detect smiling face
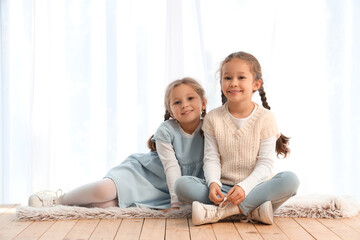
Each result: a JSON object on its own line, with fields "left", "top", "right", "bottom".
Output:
{"left": 221, "top": 58, "right": 261, "bottom": 105}
{"left": 168, "top": 83, "right": 206, "bottom": 132}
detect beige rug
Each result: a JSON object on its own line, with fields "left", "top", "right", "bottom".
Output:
{"left": 16, "top": 194, "right": 360, "bottom": 221}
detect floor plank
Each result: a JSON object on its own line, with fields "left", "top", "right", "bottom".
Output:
{"left": 341, "top": 216, "right": 360, "bottom": 233}
{"left": 294, "top": 218, "right": 342, "bottom": 240}
{"left": 64, "top": 219, "right": 100, "bottom": 240}
{"left": 188, "top": 219, "right": 216, "bottom": 240}
{"left": 274, "top": 217, "right": 314, "bottom": 240}
{"left": 211, "top": 220, "right": 242, "bottom": 240}
{"left": 13, "top": 221, "right": 55, "bottom": 240}
{"left": 38, "top": 220, "right": 78, "bottom": 240}
{"left": 114, "top": 218, "right": 144, "bottom": 240}
{"left": 232, "top": 221, "right": 263, "bottom": 240}
{"left": 0, "top": 204, "right": 16, "bottom": 215}
{"left": 0, "top": 220, "right": 33, "bottom": 240}
{"left": 139, "top": 218, "right": 165, "bottom": 240}
{"left": 90, "top": 219, "right": 122, "bottom": 240}
{"left": 166, "top": 218, "right": 190, "bottom": 240}
{"left": 254, "top": 222, "right": 289, "bottom": 240}
{"left": 318, "top": 218, "right": 360, "bottom": 240}
{"left": 0, "top": 205, "right": 19, "bottom": 229}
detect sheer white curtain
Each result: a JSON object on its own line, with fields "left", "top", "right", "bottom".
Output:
{"left": 1, "top": 0, "right": 359, "bottom": 204}
{"left": 199, "top": 0, "right": 360, "bottom": 199}
{"left": 0, "top": 0, "right": 206, "bottom": 204}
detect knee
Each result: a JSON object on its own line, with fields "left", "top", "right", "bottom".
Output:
{"left": 93, "top": 180, "right": 117, "bottom": 201}
{"left": 174, "top": 176, "right": 193, "bottom": 200}
{"left": 279, "top": 171, "right": 300, "bottom": 193}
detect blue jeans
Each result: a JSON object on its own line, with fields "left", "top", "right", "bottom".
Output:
{"left": 174, "top": 171, "right": 300, "bottom": 216}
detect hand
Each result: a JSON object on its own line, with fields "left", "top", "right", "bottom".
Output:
{"left": 225, "top": 185, "right": 245, "bottom": 206}
{"left": 209, "top": 182, "right": 224, "bottom": 205}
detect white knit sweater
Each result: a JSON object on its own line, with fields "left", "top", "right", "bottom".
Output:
{"left": 202, "top": 102, "right": 280, "bottom": 191}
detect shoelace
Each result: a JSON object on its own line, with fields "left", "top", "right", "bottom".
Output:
{"left": 215, "top": 197, "right": 228, "bottom": 218}
{"left": 206, "top": 198, "right": 251, "bottom": 222}
{"left": 240, "top": 207, "right": 258, "bottom": 223}
{"left": 37, "top": 189, "right": 63, "bottom": 206}
{"left": 219, "top": 197, "right": 250, "bottom": 223}
{"left": 201, "top": 197, "right": 228, "bottom": 220}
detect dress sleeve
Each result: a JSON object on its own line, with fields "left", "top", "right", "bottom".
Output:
{"left": 153, "top": 122, "right": 173, "bottom": 144}
{"left": 156, "top": 140, "right": 181, "bottom": 206}
{"left": 236, "top": 136, "right": 276, "bottom": 196}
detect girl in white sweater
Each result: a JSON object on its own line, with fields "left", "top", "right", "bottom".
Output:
{"left": 175, "top": 51, "right": 299, "bottom": 225}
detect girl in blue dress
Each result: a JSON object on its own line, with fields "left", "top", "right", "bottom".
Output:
{"left": 28, "top": 77, "right": 207, "bottom": 210}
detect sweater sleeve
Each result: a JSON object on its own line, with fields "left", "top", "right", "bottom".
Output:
{"left": 236, "top": 136, "right": 276, "bottom": 196}
{"left": 156, "top": 140, "right": 181, "bottom": 206}
{"left": 203, "top": 133, "right": 222, "bottom": 187}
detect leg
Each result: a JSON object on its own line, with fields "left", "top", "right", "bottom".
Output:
{"left": 85, "top": 199, "right": 119, "bottom": 208}
{"left": 174, "top": 176, "right": 212, "bottom": 204}
{"left": 60, "top": 178, "right": 118, "bottom": 207}
{"left": 239, "top": 171, "right": 300, "bottom": 216}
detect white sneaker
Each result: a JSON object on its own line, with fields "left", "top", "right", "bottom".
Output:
{"left": 248, "top": 201, "right": 273, "bottom": 224}
{"left": 192, "top": 198, "right": 241, "bottom": 225}
{"left": 28, "top": 190, "right": 63, "bottom": 207}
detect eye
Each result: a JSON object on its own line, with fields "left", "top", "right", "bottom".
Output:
{"left": 188, "top": 96, "right": 194, "bottom": 101}
{"left": 239, "top": 76, "right": 246, "bottom": 79}
{"left": 173, "top": 101, "right": 180, "bottom": 105}
{"left": 224, "top": 76, "right": 231, "bottom": 80}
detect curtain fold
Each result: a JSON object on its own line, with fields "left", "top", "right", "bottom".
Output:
{"left": 1, "top": 0, "right": 359, "bottom": 204}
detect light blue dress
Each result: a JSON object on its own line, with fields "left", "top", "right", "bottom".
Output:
{"left": 104, "top": 119, "right": 204, "bottom": 209}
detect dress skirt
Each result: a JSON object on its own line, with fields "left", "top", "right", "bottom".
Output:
{"left": 104, "top": 151, "right": 172, "bottom": 209}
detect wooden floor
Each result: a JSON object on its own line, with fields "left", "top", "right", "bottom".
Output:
{"left": 1, "top": 204, "right": 360, "bottom": 240}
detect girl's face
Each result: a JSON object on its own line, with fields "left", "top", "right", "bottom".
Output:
{"left": 221, "top": 58, "right": 261, "bottom": 104}
{"left": 169, "top": 84, "right": 206, "bottom": 127}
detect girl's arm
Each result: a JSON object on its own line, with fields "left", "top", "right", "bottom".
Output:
{"left": 237, "top": 136, "right": 276, "bottom": 196}
{"left": 203, "top": 133, "right": 222, "bottom": 187}
{"left": 203, "top": 133, "right": 225, "bottom": 204}
{"left": 156, "top": 140, "right": 182, "bottom": 207}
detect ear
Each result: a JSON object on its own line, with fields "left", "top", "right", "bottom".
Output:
{"left": 202, "top": 98, "right": 207, "bottom": 111}
{"left": 253, "top": 79, "right": 262, "bottom": 91}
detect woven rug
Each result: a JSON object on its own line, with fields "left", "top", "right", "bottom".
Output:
{"left": 16, "top": 194, "right": 360, "bottom": 221}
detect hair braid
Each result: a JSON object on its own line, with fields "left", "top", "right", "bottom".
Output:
{"left": 221, "top": 91, "right": 227, "bottom": 105}
{"left": 164, "top": 110, "right": 172, "bottom": 121}
{"left": 147, "top": 110, "right": 173, "bottom": 151}
{"left": 258, "top": 85, "right": 290, "bottom": 157}
{"left": 258, "top": 85, "right": 271, "bottom": 110}
{"left": 201, "top": 109, "right": 206, "bottom": 118}
{"left": 276, "top": 134, "right": 290, "bottom": 158}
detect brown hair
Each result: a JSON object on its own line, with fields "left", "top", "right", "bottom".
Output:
{"left": 219, "top": 51, "right": 290, "bottom": 158}
{"left": 147, "top": 77, "right": 207, "bottom": 151}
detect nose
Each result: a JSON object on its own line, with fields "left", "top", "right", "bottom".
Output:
{"left": 230, "top": 79, "right": 238, "bottom": 87}
{"left": 181, "top": 100, "right": 189, "bottom": 108}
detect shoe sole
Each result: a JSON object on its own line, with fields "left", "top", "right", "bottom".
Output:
{"left": 192, "top": 201, "right": 203, "bottom": 226}
{"left": 259, "top": 201, "right": 274, "bottom": 224}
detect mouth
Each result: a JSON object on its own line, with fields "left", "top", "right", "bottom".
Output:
{"left": 181, "top": 110, "right": 193, "bottom": 115}
{"left": 228, "top": 90, "right": 242, "bottom": 94}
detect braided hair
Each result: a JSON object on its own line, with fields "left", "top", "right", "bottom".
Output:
{"left": 219, "top": 51, "right": 290, "bottom": 158}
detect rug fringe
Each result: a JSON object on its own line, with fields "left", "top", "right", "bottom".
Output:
{"left": 16, "top": 194, "right": 360, "bottom": 221}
